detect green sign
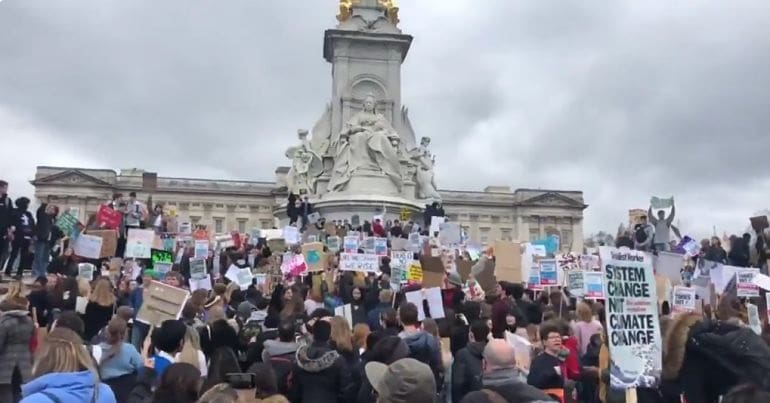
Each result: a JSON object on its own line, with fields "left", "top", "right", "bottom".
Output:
{"left": 56, "top": 212, "right": 80, "bottom": 237}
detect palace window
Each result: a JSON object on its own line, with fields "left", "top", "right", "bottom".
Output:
{"left": 190, "top": 216, "right": 200, "bottom": 226}
{"left": 491, "top": 215, "right": 500, "bottom": 223}
{"left": 261, "top": 220, "right": 272, "bottom": 229}
{"left": 561, "top": 229, "right": 572, "bottom": 251}
{"left": 214, "top": 218, "right": 224, "bottom": 233}
{"left": 480, "top": 227, "right": 490, "bottom": 245}
{"left": 237, "top": 219, "right": 247, "bottom": 234}
{"left": 216, "top": 204, "right": 224, "bottom": 208}
{"left": 529, "top": 228, "right": 540, "bottom": 241}
{"left": 500, "top": 228, "right": 512, "bottom": 241}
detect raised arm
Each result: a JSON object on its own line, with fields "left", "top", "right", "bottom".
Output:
{"left": 648, "top": 206, "right": 658, "bottom": 225}
{"left": 667, "top": 202, "right": 676, "bottom": 225}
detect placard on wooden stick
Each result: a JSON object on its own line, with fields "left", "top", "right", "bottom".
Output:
{"left": 494, "top": 241, "right": 522, "bottom": 283}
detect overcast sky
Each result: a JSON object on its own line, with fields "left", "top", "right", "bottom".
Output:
{"left": 1, "top": 1, "right": 768, "bottom": 238}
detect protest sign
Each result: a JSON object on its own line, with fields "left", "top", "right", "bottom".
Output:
{"left": 326, "top": 236, "right": 340, "bottom": 252}
{"left": 343, "top": 236, "right": 359, "bottom": 253}
{"left": 151, "top": 248, "right": 173, "bottom": 265}
{"left": 189, "top": 277, "right": 212, "bottom": 292}
{"left": 126, "top": 228, "right": 155, "bottom": 258}
{"left": 84, "top": 229, "right": 117, "bottom": 258}
{"left": 374, "top": 237, "right": 388, "bottom": 256}
{"left": 307, "top": 212, "right": 321, "bottom": 224}
{"left": 267, "top": 238, "right": 286, "bottom": 252}
{"left": 73, "top": 234, "right": 103, "bottom": 259}
{"left": 751, "top": 272, "right": 770, "bottom": 291}
{"left": 390, "top": 251, "right": 413, "bottom": 269}
{"left": 653, "top": 252, "right": 684, "bottom": 285}
{"left": 429, "top": 216, "right": 445, "bottom": 236}
{"left": 400, "top": 207, "right": 411, "bottom": 222}
{"left": 438, "top": 222, "right": 461, "bottom": 246}
{"left": 160, "top": 233, "right": 176, "bottom": 252}
{"left": 476, "top": 259, "right": 498, "bottom": 293}
{"left": 362, "top": 237, "right": 375, "bottom": 254}
{"left": 408, "top": 232, "right": 421, "bottom": 252}
{"left": 136, "top": 280, "right": 190, "bottom": 328}
{"left": 189, "top": 258, "right": 207, "bottom": 280}
{"left": 77, "top": 263, "right": 95, "bottom": 281}
{"left": 405, "top": 287, "right": 445, "bottom": 321}
{"left": 214, "top": 234, "right": 234, "bottom": 250}
{"left": 334, "top": 304, "right": 353, "bottom": 327}
{"left": 56, "top": 211, "right": 80, "bottom": 237}
{"left": 671, "top": 286, "right": 696, "bottom": 314}
{"left": 736, "top": 268, "right": 760, "bottom": 298}
{"left": 339, "top": 253, "right": 379, "bottom": 273}
{"left": 584, "top": 271, "right": 604, "bottom": 299}
{"left": 420, "top": 255, "right": 445, "bottom": 288}
{"left": 178, "top": 221, "right": 192, "bottom": 235}
{"left": 154, "top": 262, "right": 172, "bottom": 276}
{"left": 750, "top": 215, "right": 769, "bottom": 232}
{"left": 96, "top": 204, "right": 122, "bottom": 230}
{"left": 494, "top": 241, "right": 521, "bottom": 283}
{"left": 259, "top": 229, "right": 281, "bottom": 240}
{"left": 280, "top": 254, "right": 307, "bottom": 277}
{"left": 527, "top": 265, "right": 542, "bottom": 290}
{"left": 194, "top": 240, "right": 209, "bottom": 260}
{"left": 283, "top": 226, "right": 300, "bottom": 245}
{"left": 581, "top": 254, "right": 600, "bottom": 270}
{"left": 391, "top": 238, "right": 407, "bottom": 251}
{"left": 539, "top": 259, "right": 558, "bottom": 286}
{"left": 748, "top": 303, "right": 761, "bottom": 335}
{"left": 457, "top": 259, "right": 473, "bottom": 282}
{"left": 599, "top": 246, "right": 661, "bottom": 389}
{"left": 407, "top": 261, "right": 423, "bottom": 283}
{"left": 532, "top": 235, "right": 559, "bottom": 255}
{"left": 650, "top": 196, "right": 674, "bottom": 210}
{"left": 567, "top": 271, "right": 585, "bottom": 298}
{"left": 302, "top": 242, "right": 325, "bottom": 272}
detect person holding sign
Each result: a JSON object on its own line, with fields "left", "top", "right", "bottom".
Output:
{"left": 649, "top": 198, "right": 675, "bottom": 252}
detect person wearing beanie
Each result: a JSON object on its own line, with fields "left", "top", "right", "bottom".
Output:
{"left": 290, "top": 320, "right": 355, "bottom": 403}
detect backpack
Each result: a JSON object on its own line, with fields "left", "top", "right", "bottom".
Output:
{"left": 634, "top": 224, "right": 649, "bottom": 243}
{"left": 238, "top": 319, "right": 263, "bottom": 349}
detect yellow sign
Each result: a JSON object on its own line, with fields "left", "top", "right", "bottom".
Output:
{"left": 400, "top": 208, "right": 411, "bottom": 222}
{"left": 407, "top": 261, "right": 423, "bottom": 283}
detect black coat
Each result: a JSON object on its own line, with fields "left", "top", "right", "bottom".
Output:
{"left": 451, "top": 341, "right": 486, "bottom": 403}
{"left": 35, "top": 204, "right": 55, "bottom": 241}
{"left": 0, "top": 195, "right": 12, "bottom": 233}
{"left": 289, "top": 342, "right": 355, "bottom": 403}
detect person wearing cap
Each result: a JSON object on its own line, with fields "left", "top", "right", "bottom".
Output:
{"left": 365, "top": 357, "right": 437, "bottom": 403}
{"left": 481, "top": 339, "right": 554, "bottom": 403}
{"left": 289, "top": 319, "right": 355, "bottom": 403}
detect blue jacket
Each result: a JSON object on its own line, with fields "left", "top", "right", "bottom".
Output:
{"left": 21, "top": 370, "right": 116, "bottom": 403}
{"left": 97, "top": 343, "right": 143, "bottom": 380}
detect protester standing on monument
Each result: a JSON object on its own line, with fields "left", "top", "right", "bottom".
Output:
{"left": 0, "top": 180, "right": 14, "bottom": 273}
{"left": 6, "top": 197, "right": 35, "bottom": 280}
{"left": 33, "top": 202, "right": 60, "bottom": 278}
{"left": 649, "top": 200, "right": 675, "bottom": 252}
{"left": 633, "top": 215, "right": 654, "bottom": 252}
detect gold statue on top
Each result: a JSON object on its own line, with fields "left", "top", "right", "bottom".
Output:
{"left": 379, "top": 0, "right": 399, "bottom": 25}
{"left": 337, "top": 0, "right": 357, "bottom": 22}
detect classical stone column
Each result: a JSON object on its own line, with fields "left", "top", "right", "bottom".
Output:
{"left": 572, "top": 217, "right": 584, "bottom": 253}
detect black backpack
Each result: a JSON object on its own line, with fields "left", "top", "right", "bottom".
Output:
{"left": 634, "top": 224, "right": 649, "bottom": 243}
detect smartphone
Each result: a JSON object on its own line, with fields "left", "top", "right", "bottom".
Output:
{"left": 225, "top": 373, "right": 256, "bottom": 389}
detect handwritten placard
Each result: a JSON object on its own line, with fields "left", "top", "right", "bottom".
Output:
{"left": 339, "top": 253, "right": 379, "bottom": 273}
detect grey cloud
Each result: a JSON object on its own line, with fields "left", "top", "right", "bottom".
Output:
{"left": 1, "top": 0, "right": 768, "bottom": 237}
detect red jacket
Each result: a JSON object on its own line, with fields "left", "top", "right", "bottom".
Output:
{"left": 562, "top": 336, "right": 581, "bottom": 381}
{"left": 372, "top": 222, "right": 386, "bottom": 237}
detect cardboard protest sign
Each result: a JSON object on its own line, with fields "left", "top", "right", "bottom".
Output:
{"left": 539, "top": 259, "right": 558, "bottom": 286}
{"left": 419, "top": 255, "right": 445, "bottom": 288}
{"left": 73, "top": 234, "right": 103, "bottom": 259}
{"left": 324, "top": 222, "right": 337, "bottom": 237}
{"left": 736, "top": 268, "right": 760, "bottom": 298}
{"left": 567, "top": 271, "right": 585, "bottom": 297}
{"left": 672, "top": 286, "right": 696, "bottom": 314}
{"left": 78, "top": 263, "right": 96, "bottom": 281}
{"left": 475, "top": 259, "right": 498, "bottom": 294}
{"left": 136, "top": 280, "right": 190, "bottom": 328}
{"left": 126, "top": 228, "right": 155, "bottom": 259}
{"left": 750, "top": 215, "right": 770, "bottom": 232}
{"left": 194, "top": 240, "right": 209, "bottom": 260}
{"left": 267, "top": 238, "right": 286, "bottom": 252}
{"left": 84, "top": 229, "right": 117, "bottom": 258}
{"left": 302, "top": 226, "right": 320, "bottom": 243}
{"left": 326, "top": 236, "right": 340, "bottom": 252}
{"left": 95, "top": 204, "right": 122, "bottom": 230}
{"left": 429, "top": 216, "right": 445, "bottom": 236}
{"left": 225, "top": 265, "right": 254, "bottom": 290}
{"left": 343, "top": 236, "right": 359, "bottom": 253}
{"left": 438, "top": 222, "right": 461, "bottom": 246}
{"left": 599, "top": 246, "right": 662, "bottom": 388}
{"left": 373, "top": 238, "right": 388, "bottom": 256}
{"left": 494, "top": 241, "right": 521, "bottom": 283}
{"left": 302, "top": 242, "right": 325, "bottom": 272}
{"left": 457, "top": 259, "right": 473, "bottom": 282}
{"left": 339, "top": 253, "right": 379, "bottom": 273}
{"left": 405, "top": 288, "right": 445, "bottom": 321}
{"left": 408, "top": 232, "right": 421, "bottom": 252}
{"left": 407, "top": 261, "right": 423, "bottom": 283}
{"left": 650, "top": 196, "right": 674, "bottom": 210}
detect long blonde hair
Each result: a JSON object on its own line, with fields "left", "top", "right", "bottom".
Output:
{"left": 77, "top": 278, "right": 91, "bottom": 298}
{"left": 177, "top": 326, "right": 202, "bottom": 371}
{"left": 89, "top": 278, "right": 115, "bottom": 307}
{"left": 329, "top": 317, "right": 353, "bottom": 353}
{"left": 101, "top": 318, "right": 128, "bottom": 365}
{"left": 34, "top": 327, "right": 98, "bottom": 380}
{"left": 577, "top": 301, "right": 594, "bottom": 323}
{"left": 352, "top": 324, "right": 370, "bottom": 351}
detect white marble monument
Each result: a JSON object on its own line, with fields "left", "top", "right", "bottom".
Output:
{"left": 283, "top": 0, "right": 434, "bottom": 221}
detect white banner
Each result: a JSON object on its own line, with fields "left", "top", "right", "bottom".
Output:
{"left": 599, "top": 246, "right": 662, "bottom": 389}
{"left": 339, "top": 253, "right": 379, "bottom": 273}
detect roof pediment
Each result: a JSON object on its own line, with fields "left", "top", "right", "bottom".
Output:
{"left": 32, "top": 170, "right": 113, "bottom": 187}
{"left": 519, "top": 192, "right": 586, "bottom": 209}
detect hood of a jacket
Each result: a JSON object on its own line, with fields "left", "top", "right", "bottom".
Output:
{"left": 466, "top": 341, "right": 486, "bottom": 359}
{"left": 264, "top": 340, "right": 299, "bottom": 357}
{"left": 296, "top": 342, "right": 340, "bottom": 373}
{"left": 661, "top": 313, "right": 703, "bottom": 380}
{"left": 22, "top": 370, "right": 105, "bottom": 402}
{"left": 400, "top": 330, "right": 437, "bottom": 355}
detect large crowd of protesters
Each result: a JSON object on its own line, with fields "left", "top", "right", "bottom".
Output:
{"left": 0, "top": 182, "right": 770, "bottom": 403}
